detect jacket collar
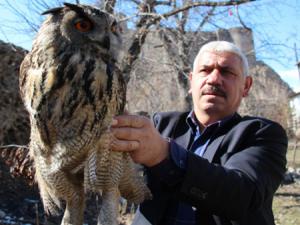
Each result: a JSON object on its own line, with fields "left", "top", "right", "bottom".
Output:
{"left": 172, "top": 111, "right": 242, "bottom": 162}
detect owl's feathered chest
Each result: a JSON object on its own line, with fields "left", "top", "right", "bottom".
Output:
{"left": 21, "top": 45, "right": 126, "bottom": 155}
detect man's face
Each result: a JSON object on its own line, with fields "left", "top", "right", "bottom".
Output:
{"left": 189, "top": 51, "right": 252, "bottom": 124}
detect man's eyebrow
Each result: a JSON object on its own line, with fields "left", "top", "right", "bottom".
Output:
{"left": 200, "top": 64, "right": 213, "bottom": 68}
{"left": 219, "top": 65, "right": 232, "bottom": 70}
{"left": 216, "top": 63, "right": 235, "bottom": 70}
{"left": 198, "top": 65, "right": 213, "bottom": 71}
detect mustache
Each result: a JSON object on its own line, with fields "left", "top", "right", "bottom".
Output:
{"left": 202, "top": 85, "right": 227, "bottom": 98}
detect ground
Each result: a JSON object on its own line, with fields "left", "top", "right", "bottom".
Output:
{"left": 274, "top": 183, "right": 300, "bottom": 225}
{"left": 0, "top": 173, "right": 299, "bottom": 225}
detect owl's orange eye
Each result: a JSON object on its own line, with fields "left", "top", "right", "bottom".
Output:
{"left": 74, "top": 19, "right": 93, "bottom": 32}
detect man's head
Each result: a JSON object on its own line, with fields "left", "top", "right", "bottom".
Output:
{"left": 189, "top": 41, "right": 252, "bottom": 127}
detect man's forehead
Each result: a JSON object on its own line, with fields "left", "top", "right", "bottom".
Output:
{"left": 198, "top": 51, "right": 242, "bottom": 66}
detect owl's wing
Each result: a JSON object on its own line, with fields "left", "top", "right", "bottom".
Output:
{"left": 115, "top": 66, "right": 127, "bottom": 114}
{"left": 19, "top": 54, "right": 31, "bottom": 100}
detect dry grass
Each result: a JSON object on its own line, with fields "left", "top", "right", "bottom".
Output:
{"left": 273, "top": 183, "right": 300, "bottom": 225}
{"left": 286, "top": 142, "right": 300, "bottom": 168}
{"left": 273, "top": 145, "right": 300, "bottom": 225}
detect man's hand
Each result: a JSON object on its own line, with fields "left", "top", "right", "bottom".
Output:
{"left": 110, "top": 115, "right": 169, "bottom": 167}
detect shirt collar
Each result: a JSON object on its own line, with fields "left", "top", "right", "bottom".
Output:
{"left": 186, "top": 111, "right": 198, "bottom": 134}
{"left": 186, "top": 110, "right": 235, "bottom": 135}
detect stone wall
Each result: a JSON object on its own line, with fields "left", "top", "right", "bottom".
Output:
{"left": 239, "top": 61, "right": 293, "bottom": 128}
{"left": 0, "top": 41, "right": 29, "bottom": 146}
{"left": 126, "top": 30, "right": 190, "bottom": 114}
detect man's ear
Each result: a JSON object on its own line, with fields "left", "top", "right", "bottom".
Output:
{"left": 242, "top": 76, "right": 253, "bottom": 97}
{"left": 188, "top": 72, "right": 193, "bottom": 94}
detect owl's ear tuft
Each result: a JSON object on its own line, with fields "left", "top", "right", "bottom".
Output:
{"left": 63, "top": 2, "right": 85, "bottom": 15}
{"left": 41, "top": 7, "right": 64, "bottom": 15}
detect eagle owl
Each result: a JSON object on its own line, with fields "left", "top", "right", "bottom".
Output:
{"left": 19, "top": 3, "right": 151, "bottom": 225}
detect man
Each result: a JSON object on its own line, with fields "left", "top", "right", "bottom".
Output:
{"left": 110, "top": 41, "right": 287, "bottom": 225}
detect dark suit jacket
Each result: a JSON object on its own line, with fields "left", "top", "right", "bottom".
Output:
{"left": 140, "top": 111, "right": 288, "bottom": 225}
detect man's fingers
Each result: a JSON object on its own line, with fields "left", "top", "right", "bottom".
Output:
{"left": 111, "top": 127, "right": 141, "bottom": 140}
{"left": 112, "top": 115, "right": 147, "bottom": 128}
{"left": 110, "top": 139, "right": 140, "bottom": 152}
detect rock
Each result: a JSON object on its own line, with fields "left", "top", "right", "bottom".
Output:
{"left": 282, "top": 172, "right": 294, "bottom": 185}
{"left": 0, "top": 209, "right": 6, "bottom": 218}
{"left": 282, "top": 167, "right": 300, "bottom": 185}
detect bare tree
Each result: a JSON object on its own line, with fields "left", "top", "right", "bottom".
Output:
{"left": 2, "top": 0, "right": 298, "bottom": 72}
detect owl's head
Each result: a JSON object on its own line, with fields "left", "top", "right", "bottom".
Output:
{"left": 39, "top": 3, "right": 120, "bottom": 53}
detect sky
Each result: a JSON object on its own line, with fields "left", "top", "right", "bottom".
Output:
{"left": 0, "top": 0, "right": 300, "bottom": 92}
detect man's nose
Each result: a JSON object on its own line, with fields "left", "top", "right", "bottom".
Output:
{"left": 206, "top": 69, "right": 223, "bottom": 85}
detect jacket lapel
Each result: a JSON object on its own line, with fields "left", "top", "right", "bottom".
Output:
{"left": 203, "top": 135, "right": 225, "bottom": 162}
{"left": 171, "top": 112, "right": 193, "bottom": 150}
{"left": 174, "top": 129, "right": 193, "bottom": 150}
{"left": 203, "top": 113, "right": 242, "bottom": 163}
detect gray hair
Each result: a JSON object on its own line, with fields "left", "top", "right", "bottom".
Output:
{"left": 193, "top": 41, "right": 249, "bottom": 76}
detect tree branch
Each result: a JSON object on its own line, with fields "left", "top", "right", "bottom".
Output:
{"left": 121, "top": 0, "right": 255, "bottom": 83}
{"left": 161, "top": 0, "right": 255, "bottom": 20}
{"left": 235, "top": 5, "right": 250, "bottom": 30}
{"left": 99, "top": 0, "right": 117, "bottom": 13}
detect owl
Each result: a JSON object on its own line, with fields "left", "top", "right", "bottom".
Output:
{"left": 19, "top": 3, "right": 151, "bottom": 225}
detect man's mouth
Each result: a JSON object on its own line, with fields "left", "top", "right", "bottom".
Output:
{"left": 202, "top": 86, "right": 227, "bottom": 98}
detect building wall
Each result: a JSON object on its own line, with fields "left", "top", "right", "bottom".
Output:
{"left": 290, "top": 94, "right": 300, "bottom": 131}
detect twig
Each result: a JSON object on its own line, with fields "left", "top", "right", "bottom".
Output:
{"left": 161, "top": 0, "right": 255, "bottom": 20}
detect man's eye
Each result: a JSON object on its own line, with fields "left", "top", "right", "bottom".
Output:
{"left": 199, "top": 68, "right": 210, "bottom": 73}
{"left": 226, "top": 71, "right": 238, "bottom": 76}
{"left": 220, "top": 68, "right": 236, "bottom": 76}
